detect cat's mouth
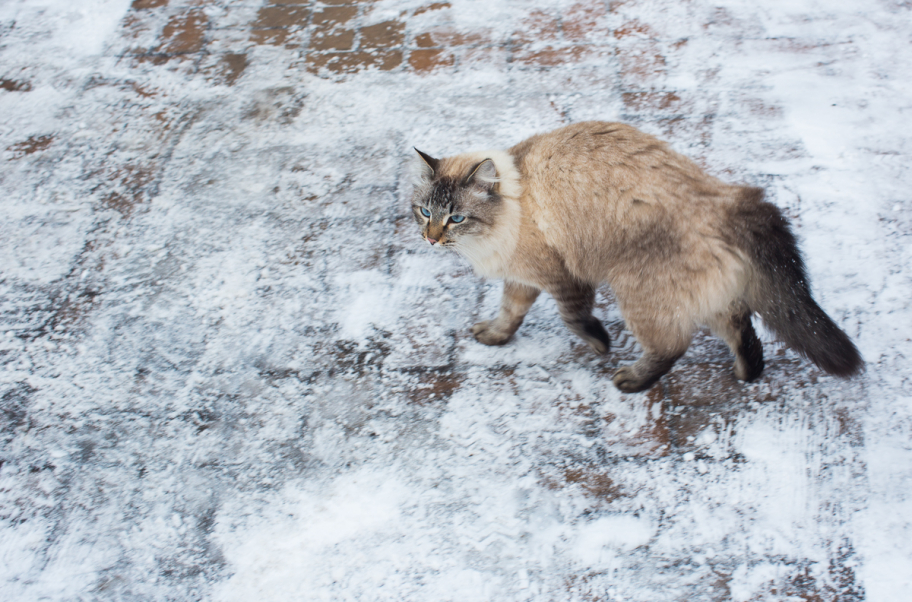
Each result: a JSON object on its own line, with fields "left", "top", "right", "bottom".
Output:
{"left": 423, "top": 236, "right": 455, "bottom": 248}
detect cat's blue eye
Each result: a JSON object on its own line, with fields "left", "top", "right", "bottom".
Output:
{"left": 450, "top": 215, "right": 465, "bottom": 223}
{"left": 420, "top": 207, "right": 431, "bottom": 217}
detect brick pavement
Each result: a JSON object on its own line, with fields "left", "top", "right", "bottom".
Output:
{"left": 1, "top": 0, "right": 898, "bottom": 599}
{"left": 79, "top": 0, "right": 858, "bottom": 452}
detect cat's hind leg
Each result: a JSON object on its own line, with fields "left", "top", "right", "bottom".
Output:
{"left": 472, "top": 281, "right": 540, "bottom": 346}
{"left": 708, "top": 305, "right": 764, "bottom": 382}
{"left": 612, "top": 350, "right": 686, "bottom": 393}
{"left": 551, "top": 281, "right": 611, "bottom": 355}
{"left": 612, "top": 320, "right": 690, "bottom": 393}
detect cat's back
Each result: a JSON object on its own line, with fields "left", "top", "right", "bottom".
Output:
{"left": 510, "top": 121, "right": 662, "bottom": 170}
{"left": 509, "top": 121, "right": 718, "bottom": 208}
{"left": 508, "top": 121, "right": 742, "bottom": 282}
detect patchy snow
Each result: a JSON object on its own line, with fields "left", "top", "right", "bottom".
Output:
{"left": 1, "top": 0, "right": 911, "bottom": 600}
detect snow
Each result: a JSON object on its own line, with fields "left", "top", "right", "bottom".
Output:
{"left": 1, "top": 0, "right": 911, "bottom": 600}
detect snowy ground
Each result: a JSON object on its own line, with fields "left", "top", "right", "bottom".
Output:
{"left": 1, "top": 0, "right": 911, "bottom": 600}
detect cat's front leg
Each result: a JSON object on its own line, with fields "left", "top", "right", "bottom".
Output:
{"left": 472, "top": 281, "right": 540, "bottom": 346}
{"left": 550, "top": 280, "right": 611, "bottom": 355}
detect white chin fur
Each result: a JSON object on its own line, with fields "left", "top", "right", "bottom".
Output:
{"left": 454, "top": 152, "right": 522, "bottom": 279}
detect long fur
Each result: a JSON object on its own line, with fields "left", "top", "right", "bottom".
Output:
{"left": 446, "top": 150, "right": 523, "bottom": 279}
{"left": 729, "top": 191, "right": 863, "bottom": 376}
{"left": 410, "top": 122, "right": 863, "bottom": 389}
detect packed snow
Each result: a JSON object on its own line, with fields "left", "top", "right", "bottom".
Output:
{"left": 1, "top": 0, "right": 910, "bottom": 600}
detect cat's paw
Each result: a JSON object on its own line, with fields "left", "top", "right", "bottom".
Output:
{"left": 733, "top": 356, "right": 764, "bottom": 382}
{"left": 612, "top": 367, "right": 651, "bottom": 393}
{"left": 587, "top": 339, "right": 608, "bottom": 355}
{"left": 582, "top": 319, "right": 610, "bottom": 355}
{"left": 471, "top": 321, "right": 512, "bottom": 346}
{"left": 568, "top": 316, "right": 610, "bottom": 355}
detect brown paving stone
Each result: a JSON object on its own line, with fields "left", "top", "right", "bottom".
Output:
{"left": 738, "top": 557, "right": 864, "bottom": 602}
{"left": 155, "top": 9, "right": 208, "bottom": 54}
{"left": 542, "top": 462, "right": 624, "bottom": 501}
{"left": 310, "top": 28, "right": 355, "bottom": 51}
{"left": 119, "top": 12, "right": 154, "bottom": 51}
{"left": 419, "top": 28, "right": 487, "bottom": 48}
{"left": 132, "top": 0, "right": 168, "bottom": 8}
{"left": 406, "top": 372, "right": 463, "bottom": 405}
{"left": 664, "top": 364, "right": 746, "bottom": 406}
{"left": 513, "top": 10, "right": 561, "bottom": 45}
{"left": 622, "top": 91, "right": 685, "bottom": 112}
{"left": 218, "top": 53, "right": 248, "bottom": 85}
{"left": 311, "top": 6, "right": 357, "bottom": 27}
{"left": 360, "top": 20, "right": 405, "bottom": 48}
{"left": 586, "top": 383, "right": 672, "bottom": 457}
{"left": 563, "top": 1, "right": 608, "bottom": 41}
{"left": 371, "top": 49, "right": 404, "bottom": 71}
{"left": 6, "top": 135, "right": 54, "bottom": 158}
{"left": 832, "top": 407, "right": 863, "bottom": 447}
{"left": 250, "top": 29, "right": 289, "bottom": 46}
{"left": 254, "top": 5, "right": 311, "bottom": 29}
{"left": 414, "top": 32, "right": 435, "bottom": 48}
{"left": 657, "top": 357, "right": 837, "bottom": 452}
{"left": 561, "top": 467, "right": 622, "bottom": 501}
{"left": 125, "top": 53, "right": 200, "bottom": 75}
{"left": 653, "top": 115, "right": 714, "bottom": 147}
{"left": 662, "top": 379, "right": 741, "bottom": 450}
{"left": 0, "top": 78, "right": 32, "bottom": 92}
{"left": 613, "top": 20, "right": 654, "bottom": 39}
{"left": 202, "top": 4, "right": 263, "bottom": 30}
{"left": 414, "top": 2, "right": 451, "bottom": 16}
{"left": 204, "top": 26, "right": 254, "bottom": 53}
{"left": 102, "top": 192, "right": 138, "bottom": 216}
{"left": 408, "top": 48, "right": 454, "bottom": 72}
{"left": 98, "top": 164, "right": 157, "bottom": 218}
{"left": 618, "top": 45, "right": 667, "bottom": 85}
{"left": 306, "top": 50, "right": 403, "bottom": 74}
{"left": 514, "top": 46, "right": 592, "bottom": 67}
{"left": 132, "top": 54, "right": 169, "bottom": 66}
{"left": 128, "top": 81, "right": 158, "bottom": 98}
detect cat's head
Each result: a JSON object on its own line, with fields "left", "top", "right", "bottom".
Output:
{"left": 409, "top": 148, "right": 505, "bottom": 249}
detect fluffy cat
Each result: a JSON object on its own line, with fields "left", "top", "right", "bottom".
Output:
{"left": 410, "top": 122, "right": 862, "bottom": 392}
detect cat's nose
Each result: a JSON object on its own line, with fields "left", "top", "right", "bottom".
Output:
{"left": 427, "top": 237, "right": 437, "bottom": 245}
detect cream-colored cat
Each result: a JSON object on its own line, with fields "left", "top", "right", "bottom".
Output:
{"left": 411, "top": 122, "right": 862, "bottom": 392}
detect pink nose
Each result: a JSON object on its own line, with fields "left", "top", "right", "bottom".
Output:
{"left": 427, "top": 237, "right": 437, "bottom": 245}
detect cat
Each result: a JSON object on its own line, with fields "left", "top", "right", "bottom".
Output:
{"left": 410, "top": 121, "right": 863, "bottom": 392}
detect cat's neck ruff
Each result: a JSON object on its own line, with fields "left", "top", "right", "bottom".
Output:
{"left": 454, "top": 149, "right": 522, "bottom": 279}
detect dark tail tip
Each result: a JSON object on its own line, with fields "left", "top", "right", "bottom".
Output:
{"left": 813, "top": 329, "right": 864, "bottom": 378}
{"left": 731, "top": 194, "right": 864, "bottom": 380}
{"left": 793, "top": 305, "right": 864, "bottom": 378}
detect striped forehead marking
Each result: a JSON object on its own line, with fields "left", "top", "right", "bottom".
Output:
{"left": 427, "top": 177, "right": 459, "bottom": 210}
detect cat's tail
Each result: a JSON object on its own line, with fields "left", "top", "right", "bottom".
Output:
{"left": 731, "top": 187, "right": 863, "bottom": 377}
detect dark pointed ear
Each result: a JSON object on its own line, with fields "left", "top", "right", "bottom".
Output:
{"left": 465, "top": 158, "right": 498, "bottom": 192}
{"left": 414, "top": 148, "right": 439, "bottom": 179}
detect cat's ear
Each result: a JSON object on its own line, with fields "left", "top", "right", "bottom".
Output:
{"left": 413, "top": 148, "right": 439, "bottom": 180}
{"left": 466, "top": 158, "right": 498, "bottom": 192}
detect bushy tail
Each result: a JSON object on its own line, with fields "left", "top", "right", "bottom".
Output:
{"left": 731, "top": 188, "right": 863, "bottom": 377}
